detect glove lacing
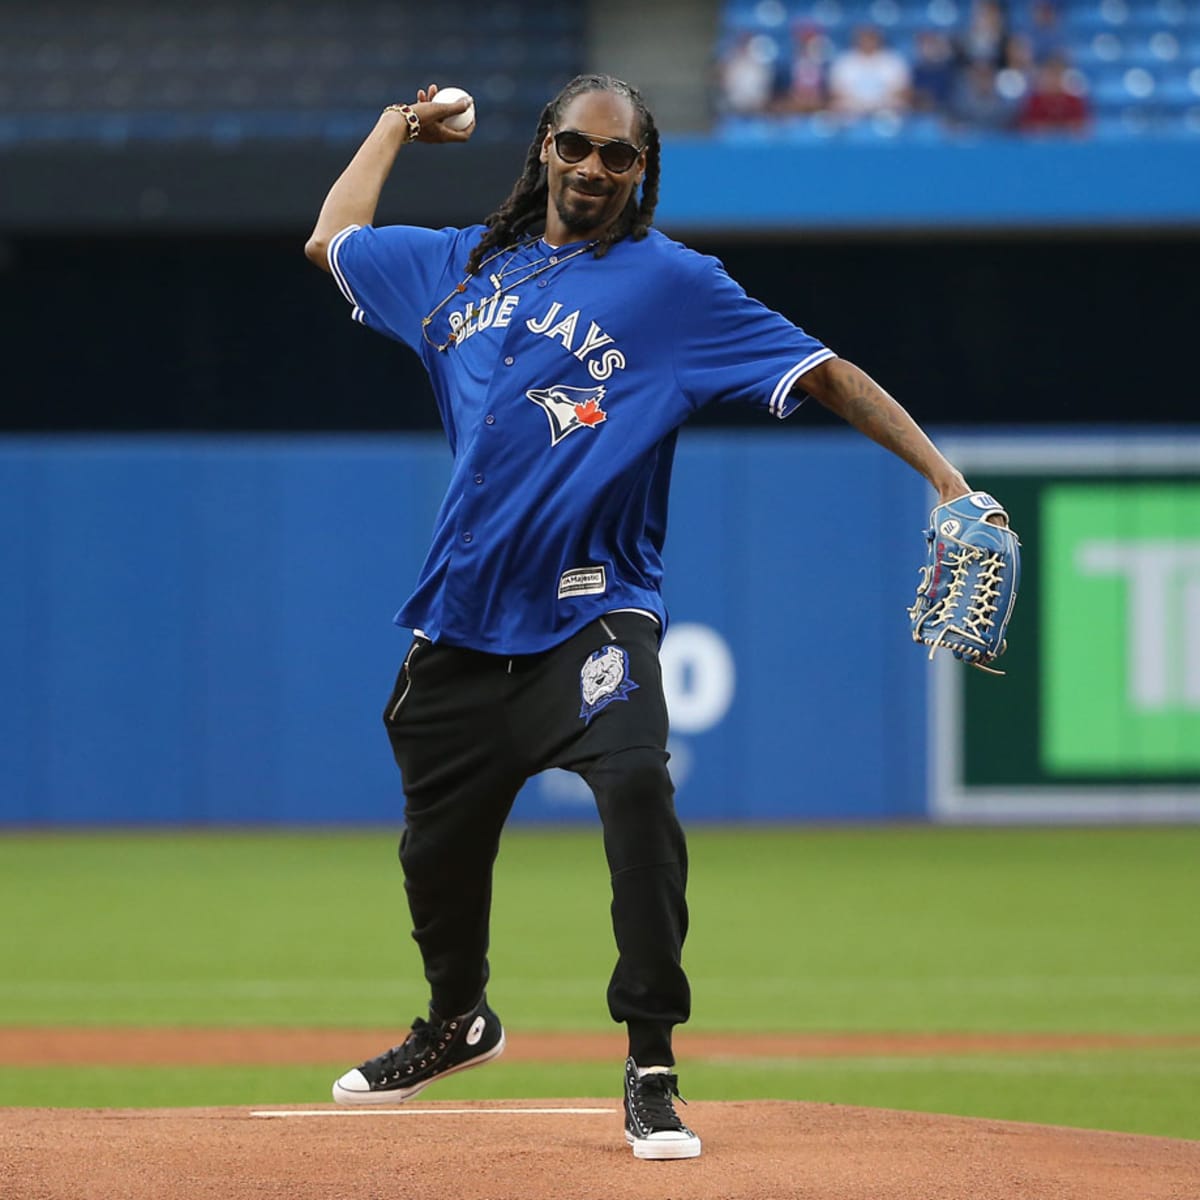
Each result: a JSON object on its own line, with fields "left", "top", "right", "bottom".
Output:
{"left": 913, "top": 547, "right": 1007, "bottom": 674}
{"left": 961, "top": 553, "right": 1005, "bottom": 640}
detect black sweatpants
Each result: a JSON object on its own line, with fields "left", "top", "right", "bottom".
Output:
{"left": 382, "top": 612, "right": 689, "bottom": 1067}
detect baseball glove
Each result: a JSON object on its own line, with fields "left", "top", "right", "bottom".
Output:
{"left": 908, "top": 491, "right": 1021, "bottom": 674}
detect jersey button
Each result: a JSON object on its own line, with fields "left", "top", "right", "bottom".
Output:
{"left": 504, "top": 356, "right": 514, "bottom": 366}
{"left": 462, "top": 532, "right": 473, "bottom": 543}
{"left": 473, "top": 473, "right": 484, "bottom": 485}
{"left": 537, "top": 279, "right": 548, "bottom": 288}
{"left": 485, "top": 414, "right": 495, "bottom": 425}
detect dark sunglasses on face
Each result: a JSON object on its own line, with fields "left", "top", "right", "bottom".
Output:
{"left": 552, "top": 129, "right": 643, "bottom": 173}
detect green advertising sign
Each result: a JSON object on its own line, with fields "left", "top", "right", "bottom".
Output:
{"left": 930, "top": 440, "right": 1200, "bottom": 821}
{"left": 1043, "top": 485, "right": 1200, "bottom": 774}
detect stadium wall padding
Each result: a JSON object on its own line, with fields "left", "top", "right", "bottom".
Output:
{"left": 0, "top": 432, "right": 929, "bottom": 826}
{"left": 657, "top": 136, "right": 1200, "bottom": 231}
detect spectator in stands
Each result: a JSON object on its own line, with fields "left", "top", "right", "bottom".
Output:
{"left": 910, "top": 29, "right": 957, "bottom": 114}
{"left": 828, "top": 25, "right": 911, "bottom": 119}
{"left": 1001, "top": 31, "right": 1036, "bottom": 80}
{"left": 945, "top": 60, "right": 1019, "bottom": 131}
{"left": 717, "top": 31, "right": 776, "bottom": 115}
{"left": 957, "top": 0, "right": 1009, "bottom": 69}
{"left": 1024, "top": 0, "right": 1066, "bottom": 63}
{"left": 994, "top": 31, "right": 1035, "bottom": 109}
{"left": 780, "top": 22, "right": 829, "bottom": 114}
{"left": 1017, "top": 52, "right": 1090, "bottom": 133}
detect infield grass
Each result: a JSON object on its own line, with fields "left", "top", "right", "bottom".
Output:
{"left": 2, "top": 1049, "right": 1198, "bottom": 1139}
{"left": 1, "top": 826, "right": 1197, "bottom": 1136}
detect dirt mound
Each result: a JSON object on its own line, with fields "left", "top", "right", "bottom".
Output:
{"left": 4, "top": 1100, "right": 1197, "bottom": 1200}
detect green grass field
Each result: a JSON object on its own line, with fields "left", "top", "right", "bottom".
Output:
{"left": 2, "top": 826, "right": 1197, "bottom": 1138}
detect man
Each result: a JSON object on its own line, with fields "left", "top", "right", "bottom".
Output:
{"left": 828, "top": 25, "right": 912, "bottom": 119}
{"left": 305, "top": 74, "right": 977, "bottom": 1161}
{"left": 1017, "top": 53, "right": 1090, "bottom": 135}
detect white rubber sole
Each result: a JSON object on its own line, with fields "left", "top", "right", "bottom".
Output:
{"left": 331, "top": 1030, "right": 506, "bottom": 1105}
{"left": 625, "top": 1129, "right": 703, "bottom": 1160}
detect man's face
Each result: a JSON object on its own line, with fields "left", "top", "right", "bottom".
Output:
{"left": 540, "top": 91, "right": 646, "bottom": 241}
{"left": 855, "top": 26, "right": 882, "bottom": 53}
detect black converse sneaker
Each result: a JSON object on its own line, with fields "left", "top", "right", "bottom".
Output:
{"left": 622, "top": 1056, "right": 702, "bottom": 1160}
{"left": 332, "top": 996, "right": 505, "bottom": 1105}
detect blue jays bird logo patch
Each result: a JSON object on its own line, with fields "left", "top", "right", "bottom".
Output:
{"left": 526, "top": 384, "right": 607, "bottom": 447}
{"left": 579, "top": 644, "right": 638, "bottom": 723}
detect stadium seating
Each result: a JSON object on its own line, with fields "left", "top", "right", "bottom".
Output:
{"left": 3, "top": 2, "right": 1196, "bottom": 146}
{"left": 715, "top": 0, "right": 1200, "bottom": 138}
{"left": 0, "top": 1, "right": 583, "bottom": 146}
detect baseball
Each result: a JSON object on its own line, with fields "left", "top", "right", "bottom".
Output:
{"left": 432, "top": 86, "right": 475, "bottom": 132}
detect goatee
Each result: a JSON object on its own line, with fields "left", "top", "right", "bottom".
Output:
{"left": 554, "top": 191, "right": 606, "bottom": 235}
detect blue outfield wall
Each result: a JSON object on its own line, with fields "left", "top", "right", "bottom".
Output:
{"left": 656, "top": 135, "right": 1200, "bottom": 231}
{"left": 0, "top": 432, "right": 930, "bottom": 827}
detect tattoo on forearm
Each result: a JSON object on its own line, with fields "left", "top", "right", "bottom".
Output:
{"left": 832, "top": 367, "right": 939, "bottom": 475}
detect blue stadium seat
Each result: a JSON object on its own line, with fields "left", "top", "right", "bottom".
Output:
{"left": 1062, "top": 11, "right": 1123, "bottom": 37}
{"left": 1123, "top": 30, "right": 1187, "bottom": 66}
{"left": 715, "top": 112, "right": 789, "bottom": 139}
{"left": 1149, "top": 0, "right": 1193, "bottom": 25}
{"left": 807, "top": 0, "right": 850, "bottom": 28}
{"left": 1088, "top": 64, "right": 1159, "bottom": 107}
{"left": 922, "top": 0, "right": 965, "bottom": 31}
{"left": 1087, "top": 105, "right": 1192, "bottom": 137}
{"left": 1121, "top": 2, "right": 1191, "bottom": 30}
{"left": 1157, "top": 65, "right": 1200, "bottom": 105}
{"left": 1074, "top": 31, "right": 1127, "bottom": 65}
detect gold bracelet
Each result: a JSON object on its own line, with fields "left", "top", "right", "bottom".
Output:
{"left": 383, "top": 103, "right": 420, "bottom": 143}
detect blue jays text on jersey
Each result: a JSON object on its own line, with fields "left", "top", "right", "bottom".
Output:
{"left": 328, "top": 222, "right": 835, "bottom": 655}
{"left": 450, "top": 296, "right": 626, "bottom": 382}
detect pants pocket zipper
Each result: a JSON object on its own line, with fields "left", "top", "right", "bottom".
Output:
{"left": 388, "top": 640, "right": 424, "bottom": 722}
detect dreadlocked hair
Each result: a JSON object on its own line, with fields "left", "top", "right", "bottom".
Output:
{"left": 464, "top": 74, "right": 661, "bottom": 275}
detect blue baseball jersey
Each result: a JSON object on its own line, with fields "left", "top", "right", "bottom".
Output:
{"left": 328, "top": 222, "right": 834, "bottom": 654}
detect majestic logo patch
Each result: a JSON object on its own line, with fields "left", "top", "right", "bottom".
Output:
{"left": 558, "top": 566, "right": 607, "bottom": 600}
{"left": 579, "top": 644, "right": 639, "bottom": 723}
{"left": 526, "top": 384, "right": 608, "bottom": 447}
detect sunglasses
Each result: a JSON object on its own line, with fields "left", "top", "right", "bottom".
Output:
{"left": 552, "top": 129, "right": 644, "bottom": 174}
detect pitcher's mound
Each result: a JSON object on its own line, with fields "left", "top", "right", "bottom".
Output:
{"left": 5, "top": 1099, "right": 1198, "bottom": 1199}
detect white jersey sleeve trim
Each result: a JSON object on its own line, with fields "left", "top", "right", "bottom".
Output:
{"left": 769, "top": 348, "right": 836, "bottom": 419}
{"left": 327, "top": 224, "right": 364, "bottom": 308}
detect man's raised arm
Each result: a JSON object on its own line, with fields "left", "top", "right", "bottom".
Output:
{"left": 304, "top": 84, "right": 474, "bottom": 272}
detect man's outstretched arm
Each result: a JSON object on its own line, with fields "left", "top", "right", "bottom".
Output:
{"left": 798, "top": 357, "right": 970, "bottom": 506}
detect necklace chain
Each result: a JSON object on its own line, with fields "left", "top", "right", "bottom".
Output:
{"left": 488, "top": 241, "right": 547, "bottom": 290}
{"left": 421, "top": 237, "right": 597, "bottom": 353}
